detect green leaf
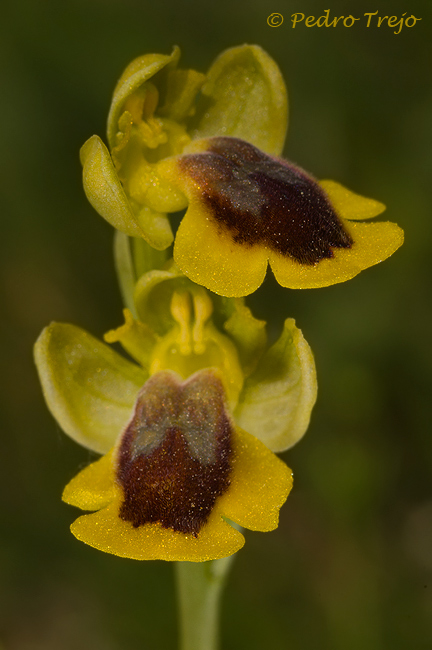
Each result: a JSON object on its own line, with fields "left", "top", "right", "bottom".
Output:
{"left": 235, "top": 319, "right": 317, "bottom": 452}
{"left": 190, "top": 45, "right": 288, "bottom": 156}
{"left": 34, "top": 323, "right": 147, "bottom": 454}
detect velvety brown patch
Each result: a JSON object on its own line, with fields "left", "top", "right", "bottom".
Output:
{"left": 117, "top": 370, "right": 232, "bottom": 536}
{"left": 179, "top": 137, "right": 352, "bottom": 264}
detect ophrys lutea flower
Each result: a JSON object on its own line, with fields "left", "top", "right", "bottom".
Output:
{"left": 81, "top": 45, "right": 404, "bottom": 297}
{"left": 34, "top": 269, "right": 317, "bottom": 561}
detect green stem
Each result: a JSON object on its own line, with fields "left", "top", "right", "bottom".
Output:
{"left": 113, "top": 231, "right": 137, "bottom": 317}
{"left": 175, "top": 555, "right": 236, "bottom": 650}
{"left": 114, "top": 233, "right": 169, "bottom": 317}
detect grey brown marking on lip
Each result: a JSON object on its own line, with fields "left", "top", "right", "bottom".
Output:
{"left": 116, "top": 370, "right": 232, "bottom": 536}
{"left": 179, "top": 137, "right": 352, "bottom": 264}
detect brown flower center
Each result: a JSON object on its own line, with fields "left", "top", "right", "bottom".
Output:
{"left": 117, "top": 370, "right": 232, "bottom": 536}
{"left": 179, "top": 137, "right": 352, "bottom": 264}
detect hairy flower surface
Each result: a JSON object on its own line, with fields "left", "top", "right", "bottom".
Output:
{"left": 34, "top": 271, "right": 316, "bottom": 561}
{"left": 81, "top": 45, "right": 403, "bottom": 296}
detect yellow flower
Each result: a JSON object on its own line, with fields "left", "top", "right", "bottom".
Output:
{"left": 61, "top": 368, "right": 291, "bottom": 562}
{"left": 34, "top": 271, "right": 317, "bottom": 561}
{"left": 80, "top": 45, "right": 403, "bottom": 297}
{"left": 161, "top": 137, "right": 404, "bottom": 296}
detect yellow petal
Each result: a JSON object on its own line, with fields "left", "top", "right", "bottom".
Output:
{"left": 220, "top": 427, "right": 293, "bottom": 531}
{"left": 70, "top": 497, "right": 245, "bottom": 562}
{"left": 269, "top": 220, "right": 404, "bottom": 289}
{"left": 319, "top": 180, "right": 386, "bottom": 220}
{"left": 174, "top": 201, "right": 268, "bottom": 297}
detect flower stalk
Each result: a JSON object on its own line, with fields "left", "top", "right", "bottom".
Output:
{"left": 176, "top": 555, "right": 236, "bottom": 650}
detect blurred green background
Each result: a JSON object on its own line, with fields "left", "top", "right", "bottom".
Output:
{"left": 1, "top": 0, "right": 431, "bottom": 648}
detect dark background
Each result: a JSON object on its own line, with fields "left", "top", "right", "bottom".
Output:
{"left": 1, "top": 0, "right": 431, "bottom": 648}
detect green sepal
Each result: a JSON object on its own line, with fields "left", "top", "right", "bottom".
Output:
{"left": 190, "top": 45, "right": 288, "bottom": 156}
{"left": 34, "top": 323, "right": 147, "bottom": 454}
{"left": 107, "top": 48, "right": 180, "bottom": 149}
{"left": 217, "top": 298, "right": 267, "bottom": 377}
{"left": 80, "top": 135, "right": 144, "bottom": 238}
{"left": 81, "top": 136, "right": 174, "bottom": 250}
{"left": 235, "top": 318, "right": 317, "bottom": 452}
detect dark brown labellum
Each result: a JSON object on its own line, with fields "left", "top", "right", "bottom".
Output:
{"left": 179, "top": 137, "right": 352, "bottom": 264}
{"left": 117, "top": 370, "right": 232, "bottom": 536}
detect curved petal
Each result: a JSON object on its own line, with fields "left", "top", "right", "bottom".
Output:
{"left": 221, "top": 427, "right": 293, "bottom": 530}
{"left": 34, "top": 323, "right": 147, "bottom": 454}
{"left": 80, "top": 135, "right": 144, "bottom": 238}
{"left": 62, "top": 449, "right": 118, "bottom": 511}
{"left": 319, "top": 180, "right": 386, "bottom": 220}
{"left": 174, "top": 202, "right": 268, "bottom": 297}
{"left": 269, "top": 220, "right": 404, "bottom": 289}
{"left": 235, "top": 319, "right": 317, "bottom": 452}
{"left": 70, "top": 497, "right": 245, "bottom": 562}
{"left": 191, "top": 45, "right": 288, "bottom": 156}
{"left": 107, "top": 48, "right": 180, "bottom": 148}
{"left": 135, "top": 204, "right": 174, "bottom": 251}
